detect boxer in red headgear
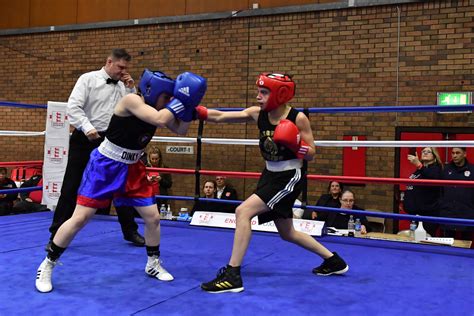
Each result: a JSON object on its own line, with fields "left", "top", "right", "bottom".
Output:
{"left": 256, "top": 73, "right": 295, "bottom": 112}
{"left": 196, "top": 73, "right": 348, "bottom": 294}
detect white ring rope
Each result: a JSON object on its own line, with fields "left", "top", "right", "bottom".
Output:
{"left": 0, "top": 130, "right": 46, "bottom": 136}
{"left": 1, "top": 131, "right": 473, "bottom": 148}
{"left": 151, "top": 136, "right": 197, "bottom": 143}
{"left": 151, "top": 137, "right": 474, "bottom": 148}
{"left": 314, "top": 140, "right": 474, "bottom": 148}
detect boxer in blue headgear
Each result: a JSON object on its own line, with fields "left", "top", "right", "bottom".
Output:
{"left": 138, "top": 69, "right": 175, "bottom": 107}
{"left": 35, "top": 67, "right": 199, "bottom": 293}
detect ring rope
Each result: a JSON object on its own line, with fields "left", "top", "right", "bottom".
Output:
{"left": 0, "top": 161, "right": 42, "bottom": 167}
{"left": 1, "top": 101, "right": 472, "bottom": 113}
{"left": 152, "top": 136, "right": 474, "bottom": 148}
{"left": 306, "top": 104, "right": 474, "bottom": 114}
{"left": 147, "top": 167, "right": 474, "bottom": 187}
{"left": 0, "top": 131, "right": 46, "bottom": 136}
{"left": 0, "top": 101, "right": 47, "bottom": 109}
{"left": 314, "top": 140, "right": 474, "bottom": 148}
{"left": 0, "top": 186, "right": 42, "bottom": 194}
{"left": 0, "top": 131, "right": 472, "bottom": 148}
{"left": 151, "top": 105, "right": 474, "bottom": 113}
{"left": 1, "top": 185, "right": 472, "bottom": 227}
{"left": 153, "top": 194, "right": 474, "bottom": 227}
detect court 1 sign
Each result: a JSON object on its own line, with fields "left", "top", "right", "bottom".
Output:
{"left": 166, "top": 146, "right": 194, "bottom": 154}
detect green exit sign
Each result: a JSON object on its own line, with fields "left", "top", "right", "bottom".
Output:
{"left": 437, "top": 92, "right": 472, "bottom": 113}
{"left": 437, "top": 92, "right": 471, "bottom": 105}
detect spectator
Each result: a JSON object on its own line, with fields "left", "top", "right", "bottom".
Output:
{"left": 304, "top": 181, "right": 343, "bottom": 220}
{"left": 191, "top": 180, "right": 220, "bottom": 216}
{"left": 439, "top": 147, "right": 474, "bottom": 240}
{"left": 47, "top": 48, "right": 144, "bottom": 247}
{"left": 319, "top": 189, "right": 371, "bottom": 234}
{"left": 13, "top": 174, "right": 48, "bottom": 214}
{"left": 146, "top": 145, "right": 172, "bottom": 206}
{"left": 403, "top": 147, "right": 443, "bottom": 236}
{"left": 0, "top": 167, "right": 18, "bottom": 215}
{"left": 118, "top": 145, "right": 173, "bottom": 219}
{"left": 215, "top": 175, "right": 238, "bottom": 213}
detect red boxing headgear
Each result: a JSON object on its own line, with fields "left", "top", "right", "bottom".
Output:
{"left": 256, "top": 73, "right": 295, "bottom": 112}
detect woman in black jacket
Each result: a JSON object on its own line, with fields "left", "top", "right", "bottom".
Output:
{"left": 403, "top": 147, "right": 443, "bottom": 236}
{"left": 304, "top": 181, "right": 343, "bottom": 220}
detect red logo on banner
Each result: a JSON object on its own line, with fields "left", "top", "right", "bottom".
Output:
{"left": 49, "top": 111, "right": 67, "bottom": 128}
{"left": 198, "top": 213, "right": 214, "bottom": 224}
{"left": 299, "top": 221, "right": 316, "bottom": 233}
{"left": 45, "top": 181, "right": 62, "bottom": 199}
{"left": 46, "top": 146, "right": 67, "bottom": 164}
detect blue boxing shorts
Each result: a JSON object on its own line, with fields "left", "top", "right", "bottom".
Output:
{"left": 77, "top": 139, "right": 155, "bottom": 209}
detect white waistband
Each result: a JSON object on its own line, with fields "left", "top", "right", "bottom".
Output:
{"left": 265, "top": 159, "right": 303, "bottom": 172}
{"left": 98, "top": 138, "right": 143, "bottom": 164}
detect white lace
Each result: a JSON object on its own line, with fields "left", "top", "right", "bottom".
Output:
{"left": 37, "top": 258, "right": 57, "bottom": 282}
{"left": 147, "top": 258, "right": 165, "bottom": 274}
{"left": 146, "top": 257, "right": 173, "bottom": 281}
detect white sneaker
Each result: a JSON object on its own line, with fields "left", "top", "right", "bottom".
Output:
{"left": 145, "top": 257, "right": 174, "bottom": 281}
{"left": 36, "top": 257, "right": 56, "bottom": 293}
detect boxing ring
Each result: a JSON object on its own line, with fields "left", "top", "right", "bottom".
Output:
{"left": 1, "top": 101, "right": 474, "bottom": 315}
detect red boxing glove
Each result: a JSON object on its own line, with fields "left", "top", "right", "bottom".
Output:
{"left": 273, "top": 119, "right": 310, "bottom": 159}
{"left": 194, "top": 105, "right": 208, "bottom": 120}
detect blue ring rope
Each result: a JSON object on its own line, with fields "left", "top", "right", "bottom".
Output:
{"left": 208, "top": 104, "right": 474, "bottom": 113}
{"left": 155, "top": 195, "right": 474, "bottom": 227}
{"left": 1, "top": 101, "right": 472, "bottom": 113}
{"left": 1, "top": 189, "right": 471, "bottom": 226}
{"left": 0, "top": 186, "right": 42, "bottom": 194}
{"left": 0, "top": 101, "right": 47, "bottom": 109}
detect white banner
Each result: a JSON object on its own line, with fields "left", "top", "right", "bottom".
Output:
{"left": 190, "top": 211, "right": 325, "bottom": 236}
{"left": 42, "top": 101, "right": 69, "bottom": 206}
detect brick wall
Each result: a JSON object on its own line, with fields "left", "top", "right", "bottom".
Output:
{"left": 0, "top": 0, "right": 472, "bottom": 221}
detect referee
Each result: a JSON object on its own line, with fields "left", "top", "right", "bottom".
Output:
{"left": 47, "top": 48, "right": 144, "bottom": 246}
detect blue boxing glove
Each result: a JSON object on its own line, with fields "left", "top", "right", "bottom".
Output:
{"left": 166, "top": 72, "right": 207, "bottom": 122}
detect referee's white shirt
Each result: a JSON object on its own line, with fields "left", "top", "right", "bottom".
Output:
{"left": 67, "top": 67, "right": 136, "bottom": 134}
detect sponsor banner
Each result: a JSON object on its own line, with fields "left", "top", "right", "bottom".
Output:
{"left": 190, "top": 211, "right": 325, "bottom": 236}
{"left": 42, "top": 101, "right": 69, "bottom": 206}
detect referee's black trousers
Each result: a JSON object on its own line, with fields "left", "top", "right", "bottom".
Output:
{"left": 48, "top": 130, "right": 138, "bottom": 240}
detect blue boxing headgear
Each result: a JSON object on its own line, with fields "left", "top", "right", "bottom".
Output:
{"left": 138, "top": 69, "right": 175, "bottom": 106}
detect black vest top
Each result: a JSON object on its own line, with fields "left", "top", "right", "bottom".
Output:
{"left": 257, "top": 107, "right": 299, "bottom": 162}
{"left": 106, "top": 114, "right": 156, "bottom": 150}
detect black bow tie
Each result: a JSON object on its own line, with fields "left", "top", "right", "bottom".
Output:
{"left": 106, "top": 78, "right": 119, "bottom": 85}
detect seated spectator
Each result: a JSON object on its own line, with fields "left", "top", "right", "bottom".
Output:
{"left": 13, "top": 174, "right": 49, "bottom": 214}
{"left": 0, "top": 167, "right": 18, "bottom": 216}
{"left": 319, "top": 189, "right": 371, "bottom": 234}
{"left": 215, "top": 175, "right": 238, "bottom": 213}
{"left": 304, "top": 181, "right": 343, "bottom": 220}
{"left": 191, "top": 180, "right": 220, "bottom": 216}
{"left": 404, "top": 147, "right": 443, "bottom": 237}
{"left": 439, "top": 147, "right": 474, "bottom": 241}
{"left": 145, "top": 145, "right": 172, "bottom": 206}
